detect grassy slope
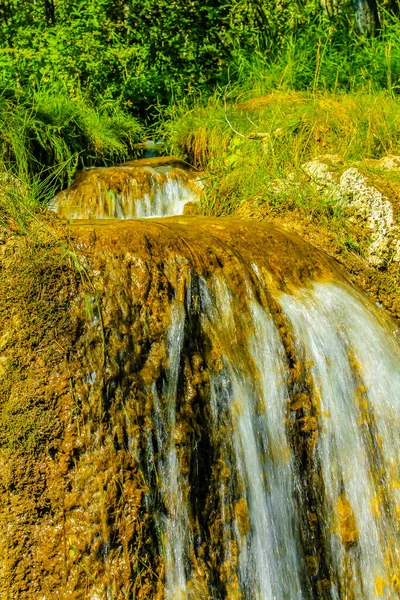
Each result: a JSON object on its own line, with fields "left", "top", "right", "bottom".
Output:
{"left": 163, "top": 90, "right": 400, "bottom": 205}
{"left": 162, "top": 90, "right": 400, "bottom": 320}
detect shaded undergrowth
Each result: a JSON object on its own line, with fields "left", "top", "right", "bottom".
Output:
{"left": 0, "top": 88, "right": 143, "bottom": 194}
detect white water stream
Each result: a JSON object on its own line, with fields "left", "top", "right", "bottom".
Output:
{"left": 156, "top": 275, "right": 400, "bottom": 599}
{"left": 281, "top": 284, "right": 400, "bottom": 600}
{"left": 152, "top": 304, "right": 191, "bottom": 599}
{"left": 133, "top": 175, "right": 200, "bottom": 218}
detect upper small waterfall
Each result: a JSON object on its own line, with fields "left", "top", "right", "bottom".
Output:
{"left": 50, "top": 157, "right": 203, "bottom": 219}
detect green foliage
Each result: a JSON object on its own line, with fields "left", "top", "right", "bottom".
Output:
{"left": 223, "top": 5, "right": 400, "bottom": 97}
{"left": 0, "top": 0, "right": 399, "bottom": 217}
{"left": 1, "top": 0, "right": 400, "bottom": 115}
{"left": 0, "top": 88, "right": 142, "bottom": 191}
{"left": 0, "top": 0, "right": 249, "bottom": 110}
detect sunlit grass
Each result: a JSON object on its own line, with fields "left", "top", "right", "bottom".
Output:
{"left": 161, "top": 89, "right": 400, "bottom": 217}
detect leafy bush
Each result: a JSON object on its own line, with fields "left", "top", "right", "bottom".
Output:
{"left": 1, "top": 0, "right": 400, "bottom": 115}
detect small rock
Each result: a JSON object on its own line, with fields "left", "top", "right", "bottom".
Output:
{"left": 302, "top": 159, "right": 335, "bottom": 187}
{"left": 339, "top": 168, "right": 399, "bottom": 267}
{"left": 300, "top": 156, "right": 400, "bottom": 268}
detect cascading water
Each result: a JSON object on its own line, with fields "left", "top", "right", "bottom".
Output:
{"left": 63, "top": 213, "right": 400, "bottom": 600}
{"left": 50, "top": 157, "right": 203, "bottom": 219}
{"left": 281, "top": 285, "right": 400, "bottom": 600}
{"left": 5, "top": 164, "right": 398, "bottom": 599}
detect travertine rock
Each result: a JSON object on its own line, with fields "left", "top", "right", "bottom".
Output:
{"left": 301, "top": 157, "right": 400, "bottom": 268}
{"left": 339, "top": 167, "right": 400, "bottom": 267}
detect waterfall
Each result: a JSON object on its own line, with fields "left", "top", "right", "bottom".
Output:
{"left": 28, "top": 166, "right": 399, "bottom": 598}
{"left": 281, "top": 284, "right": 400, "bottom": 599}
{"left": 50, "top": 158, "right": 203, "bottom": 219}
{"left": 65, "top": 211, "right": 400, "bottom": 600}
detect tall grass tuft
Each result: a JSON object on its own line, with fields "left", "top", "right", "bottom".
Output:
{"left": 0, "top": 88, "right": 143, "bottom": 194}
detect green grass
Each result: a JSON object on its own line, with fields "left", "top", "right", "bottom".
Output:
{"left": 161, "top": 89, "right": 400, "bottom": 218}
{"left": 0, "top": 88, "right": 143, "bottom": 193}
{"left": 2, "top": 3, "right": 400, "bottom": 115}
{"left": 226, "top": 11, "right": 400, "bottom": 97}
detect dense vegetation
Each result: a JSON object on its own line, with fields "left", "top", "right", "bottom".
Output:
{"left": 1, "top": 0, "right": 400, "bottom": 208}
{"left": 2, "top": 0, "right": 400, "bottom": 113}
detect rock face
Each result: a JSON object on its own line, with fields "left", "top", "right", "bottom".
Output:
{"left": 338, "top": 168, "right": 400, "bottom": 267}
{"left": 302, "top": 155, "right": 400, "bottom": 268}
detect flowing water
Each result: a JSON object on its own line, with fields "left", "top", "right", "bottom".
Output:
{"left": 45, "top": 165, "right": 400, "bottom": 598}
{"left": 50, "top": 157, "right": 203, "bottom": 219}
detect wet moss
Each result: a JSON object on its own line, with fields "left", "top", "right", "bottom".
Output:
{"left": 337, "top": 495, "right": 359, "bottom": 548}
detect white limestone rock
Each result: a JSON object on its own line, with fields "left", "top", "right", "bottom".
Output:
{"left": 302, "top": 157, "right": 337, "bottom": 187}
{"left": 301, "top": 156, "right": 400, "bottom": 268}
{"left": 339, "top": 167, "right": 399, "bottom": 267}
